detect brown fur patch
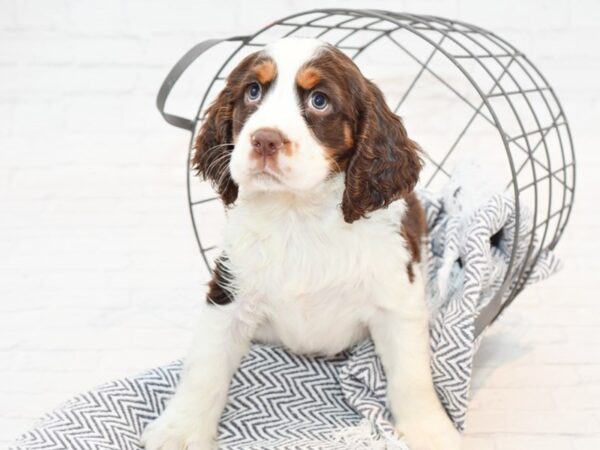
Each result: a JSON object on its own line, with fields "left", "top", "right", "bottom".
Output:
{"left": 406, "top": 262, "right": 415, "bottom": 283}
{"left": 296, "top": 67, "right": 321, "bottom": 90}
{"left": 206, "top": 255, "right": 235, "bottom": 305}
{"left": 400, "top": 192, "right": 428, "bottom": 283}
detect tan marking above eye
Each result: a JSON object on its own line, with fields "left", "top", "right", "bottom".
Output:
{"left": 296, "top": 67, "right": 321, "bottom": 90}
{"left": 255, "top": 60, "right": 276, "bottom": 85}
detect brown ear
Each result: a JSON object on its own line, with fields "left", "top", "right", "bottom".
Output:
{"left": 192, "top": 86, "right": 238, "bottom": 205}
{"left": 342, "top": 80, "right": 423, "bottom": 223}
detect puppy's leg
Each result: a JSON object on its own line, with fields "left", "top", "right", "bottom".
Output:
{"left": 141, "top": 302, "right": 253, "bottom": 450}
{"left": 370, "top": 282, "right": 461, "bottom": 450}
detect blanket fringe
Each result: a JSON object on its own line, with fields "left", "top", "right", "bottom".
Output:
{"left": 329, "top": 419, "right": 408, "bottom": 450}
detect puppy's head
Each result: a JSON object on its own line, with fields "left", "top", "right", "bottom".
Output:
{"left": 193, "top": 38, "right": 422, "bottom": 222}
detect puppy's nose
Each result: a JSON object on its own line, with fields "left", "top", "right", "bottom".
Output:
{"left": 251, "top": 128, "right": 284, "bottom": 156}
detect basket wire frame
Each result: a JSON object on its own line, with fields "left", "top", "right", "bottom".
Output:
{"left": 165, "top": 9, "right": 575, "bottom": 336}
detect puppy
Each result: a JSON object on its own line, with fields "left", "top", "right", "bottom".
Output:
{"left": 142, "top": 38, "right": 460, "bottom": 450}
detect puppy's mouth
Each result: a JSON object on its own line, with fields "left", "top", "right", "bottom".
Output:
{"left": 249, "top": 169, "right": 283, "bottom": 184}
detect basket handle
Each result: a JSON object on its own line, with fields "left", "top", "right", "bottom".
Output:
{"left": 156, "top": 36, "right": 249, "bottom": 131}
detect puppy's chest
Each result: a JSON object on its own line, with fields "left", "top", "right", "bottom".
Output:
{"left": 225, "top": 203, "right": 410, "bottom": 306}
{"left": 223, "top": 202, "right": 415, "bottom": 354}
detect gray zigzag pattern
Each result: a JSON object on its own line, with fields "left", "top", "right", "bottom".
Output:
{"left": 10, "top": 193, "right": 561, "bottom": 450}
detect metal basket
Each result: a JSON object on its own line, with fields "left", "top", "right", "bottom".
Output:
{"left": 156, "top": 9, "right": 576, "bottom": 336}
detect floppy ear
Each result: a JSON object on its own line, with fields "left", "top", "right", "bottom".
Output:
{"left": 342, "top": 80, "right": 423, "bottom": 223}
{"left": 192, "top": 87, "right": 239, "bottom": 205}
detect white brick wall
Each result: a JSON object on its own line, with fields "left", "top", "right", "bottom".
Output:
{"left": 1, "top": 0, "right": 599, "bottom": 448}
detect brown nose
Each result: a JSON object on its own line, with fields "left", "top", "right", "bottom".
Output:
{"left": 251, "top": 128, "right": 284, "bottom": 156}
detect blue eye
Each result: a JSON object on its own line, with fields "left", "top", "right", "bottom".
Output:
{"left": 247, "top": 82, "right": 262, "bottom": 101}
{"left": 310, "top": 92, "right": 329, "bottom": 110}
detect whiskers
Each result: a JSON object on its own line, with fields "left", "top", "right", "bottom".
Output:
{"left": 197, "top": 143, "right": 235, "bottom": 192}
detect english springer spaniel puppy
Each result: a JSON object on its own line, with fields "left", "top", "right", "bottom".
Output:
{"left": 142, "top": 38, "right": 461, "bottom": 450}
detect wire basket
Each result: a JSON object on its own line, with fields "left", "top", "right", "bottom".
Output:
{"left": 156, "top": 9, "right": 576, "bottom": 336}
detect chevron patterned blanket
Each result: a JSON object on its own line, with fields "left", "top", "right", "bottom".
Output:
{"left": 10, "top": 186, "right": 561, "bottom": 450}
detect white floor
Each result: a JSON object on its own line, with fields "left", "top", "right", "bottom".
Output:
{"left": 2, "top": 1, "right": 600, "bottom": 448}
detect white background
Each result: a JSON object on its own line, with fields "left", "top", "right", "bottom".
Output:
{"left": 1, "top": 0, "right": 599, "bottom": 448}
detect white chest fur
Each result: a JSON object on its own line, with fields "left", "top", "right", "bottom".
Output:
{"left": 222, "top": 178, "right": 418, "bottom": 356}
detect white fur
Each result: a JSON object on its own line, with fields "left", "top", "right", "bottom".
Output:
{"left": 142, "top": 38, "right": 461, "bottom": 450}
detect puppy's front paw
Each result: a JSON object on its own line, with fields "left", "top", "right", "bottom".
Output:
{"left": 397, "top": 416, "right": 461, "bottom": 450}
{"left": 141, "top": 411, "right": 215, "bottom": 450}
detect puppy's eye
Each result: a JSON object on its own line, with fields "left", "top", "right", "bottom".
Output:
{"left": 246, "top": 82, "right": 262, "bottom": 102}
{"left": 309, "top": 92, "right": 329, "bottom": 111}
